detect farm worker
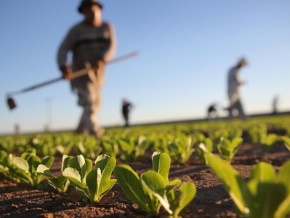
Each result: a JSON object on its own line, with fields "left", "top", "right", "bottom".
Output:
{"left": 207, "top": 103, "right": 218, "bottom": 119}
{"left": 122, "top": 99, "right": 133, "bottom": 127}
{"left": 272, "top": 95, "right": 279, "bottom": 114}
{"left": 226, "top": 57, "right": 248, "bottom": 120}
{"left": 57, "top": 0, "right": 117, "bottom": 136}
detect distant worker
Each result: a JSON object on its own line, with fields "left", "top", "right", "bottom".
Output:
{"left": 14, "top": 124, "right": 20, "bottom": 135}
{"left": 226, "top": 57, "right": 248, "bottom": 120}
{"left": 207, "top": 103, "right": 218, "bottom": 119}
{"left": 272, "top": 95, "right": 279, "bottom": 114}
{"left": 57, "top": 0, "right": 117, "bottom": 136}
{"left": 122, "top": 99, "right": 133, "bottom": 127}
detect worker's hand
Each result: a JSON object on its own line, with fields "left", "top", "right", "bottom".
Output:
{"left": 98, "top": 59, "right": 105, "bottom": 68}
{"left": 242, "top": 81, "right": 247, "bottom": 86}
{"left": 60, "top": 64, "right": 73, "bottom": 80}
{"left": 94, "top": 59, "right": 105, "bottom": 71}
{"left": 92, "top": 59, "right": 105, "bottom": 76}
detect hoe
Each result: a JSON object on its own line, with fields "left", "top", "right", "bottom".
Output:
{"left": 6, "top": 51, "right": 138, "bottom": 110}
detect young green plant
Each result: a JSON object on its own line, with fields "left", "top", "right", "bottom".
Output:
{"left": 117, "top": 135, "right": 149, "bottom": 161}
{"left": 36, "top": 155, "right": 70, "bottom": 194}
{"left": 62, "top": 154, "right": 116, "bottom": 203}
{"left": 115, "top": 151, "right": 196, "bottom": 217}
{"left": 7, "top": 148, "right": 54, "bottom": 188}
{"left": 199, "top": 144, "right": 290, "bottom": 218}
{"left": 216, "top": 136, "right": 243, "bottom": 162}
{"left": 280, "top": 136, "right": 290, "bottom": 151}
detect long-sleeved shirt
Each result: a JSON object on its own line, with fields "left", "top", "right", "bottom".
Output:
{"left": 227, "top": 66, "right": 243, "bottom": 99}
{"left": 57, "top": 21, "right": 117, "bottom": 71}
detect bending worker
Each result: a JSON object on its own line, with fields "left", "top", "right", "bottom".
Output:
{"left": 226, "top": 57, "right": 248, "bottom": 120}
{"left": 122, "top": 99, "right": 133, "bottom": 127}
{"left": 57, "top": 0, "right": 117, "bottom": 136}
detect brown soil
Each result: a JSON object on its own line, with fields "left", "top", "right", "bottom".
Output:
{"left": 0, "top": 142, "right": 289, "bottom": 218}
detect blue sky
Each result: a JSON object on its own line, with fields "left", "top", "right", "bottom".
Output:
{"left": 1, "top": 0, "right": 290, "bottom": 134}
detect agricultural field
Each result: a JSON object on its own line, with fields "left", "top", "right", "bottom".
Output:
{"left": 0, "top": 115, "right": 290, "bottom": 218}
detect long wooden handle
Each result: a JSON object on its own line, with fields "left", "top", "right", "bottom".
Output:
{"left": 71, "top": 51, "right": 139, "bottom": 80}
{"left": 8, "top": 51, "right": 139, "bottom": 96}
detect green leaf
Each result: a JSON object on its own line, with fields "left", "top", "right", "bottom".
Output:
{"left": 262, "top": 134, "right": 278, "bottom": 147}
{"left": 248, "top": 183, "right": 287, "bottom": 218}
{"left": 166, "top": 179, "right": 181, "bottom": 191}
{"left": 278, "top": 160, "right": 290, "bottom": 190}
{"left": 10, "top": 156, "right": 34, "bottom": 186}
{"left": 275, "top": 160, "right": 290, "bottom": 218}
{"left": 61, "top": 155, "right": 72, "bottom": 171}
{"left": 280, "top": 136, "right": 290, "bottom": 150}
{"left": 86, "top": 155, "right": 116, "bottom": 202}
{"left": 203, "top": 138, "right": 213, "bottom": 153}
{"left": 171, "top": 182, "right": 197, "bottom": 218}
{"left": 26, "top": 155, "right": 41, "bottom": 174}
{"left": 11, "top": 157, "right": 29, "bottom": 173}
{"left": 37, "top": 164, "right": 69, "bottom": 194}
{"left": 64, "top": 155, "right": 92, "bottom": 183}
{"left": 87, "top": 168, "right": 116, "bottom": 202}
{"left": 21, "top": 148, "right": 36, "bottom": 160}
{"left": 62, "top": 167, "right": 87, "bottom": 189}
{"left": 41, "top": 156, "right": 54, "bottom": 168}
{"left": 81, "top": 155, "right": 93, "bottom": 180}
{"left": 36, "top": 164, "right": 52, "bottom": 177}
{"left": 115, "top": 165, "right": 150, "bottom": 212}
{"left": 152, "top": 152, "right": 171, "bottom": 183}
{"left": 141, "top": 170, "right": 167, "bottom": 192}
{"left": 274, "top": 195, "right": 290, "bottom": 218}
{"left": 141, "top": 170, "right": 169, "bottom": 214}
{"left": 249, "top": 162, "right": 276, "bottom": 184}
{"left": 0, "top": 150, "right": 8, "bottom": 163}
{"left": 203, "top": 152, "right": 249, "bottom": 215}
{"left": 49, "top": 176, "right": 70, "bottom": 194}
{"left": 218, "top": 137, "right": 242, "bottom": 162}
{"left": 66, "top": 156, "right": 82, "bottom": 174}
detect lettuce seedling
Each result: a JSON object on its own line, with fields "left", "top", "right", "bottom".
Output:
{"left": 115, "top": 165, "right": 155, "bottom": 213}
{"left": 200, "top": 145, "right": 290, "bottom": 218}
{"left": 115, "top": 152, "right": 196, "bottom": 217}
{"left": 8, "top": 148, "right": 54, "bottom": 188}
{"left": 75, "top": 136, "right": 102, "bottom": 160}
{"left": 100, "top": 138, "right": 119, "bottom": 158}
{"left": 62, "top": 154, "right": 116, "bottom": 203}
{"left": 168, "top": 137, "right": 195, "bottom": 164}
{"left": 28, "top": 136, "right": 57, "bottom": 156}
{"left": 217, "top": 137, "right": 243, "bottom": 162}
{"left": 248, "top": 125, "right": 278, "bottom": 148}
{"left": 0, "top": 150, "right": 10, "bottom": 178}
{"left": 248, "top": 125, "right": 267, "bottom": 144}
{"left": 141, "top": 170, "right": 196, "bottom": 217}
{"left": 155, "top": 136, "right": 195, "bottom": 164}
{"left": 36, "top": 164, "right": 70, "bottom": 194}
{"left": 117, "top": 135, "right": 149, "bottom": 161}
{"left": 260, "top": 133, "right": 279, "bottom": 149}
{"left": 195, "top": 134, "right": 213, "bottom": 164}
{"left": 0, "top": 150, "right": 20, "bottom": 183}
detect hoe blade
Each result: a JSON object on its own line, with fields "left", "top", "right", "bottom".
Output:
{"left": 7, "top": 97, "right": 16, "bottom": 110}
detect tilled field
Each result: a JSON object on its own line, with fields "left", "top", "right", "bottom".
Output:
{"left": 0, "top": 142, "right": 290, "bottom": 218}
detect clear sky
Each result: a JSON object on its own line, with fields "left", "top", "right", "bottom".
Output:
{"left": 1, "top": 0, "right": 290, "bottom": 134}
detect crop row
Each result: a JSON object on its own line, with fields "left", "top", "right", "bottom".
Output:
{"left": 1, "top": 145, "right": 290, "bottom": 218}
{"left": 1, "top": 116, "right": 290, "bottom": 164}
{"left": 0, "top": 115, "right": 290, "bottom": 217}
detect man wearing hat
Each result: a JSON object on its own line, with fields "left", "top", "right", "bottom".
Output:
{"left": 57, "top": 0, "right": 117, "bottom": 136}
{"left": 226, "top": 57, "right": 248, "bottom": 120}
